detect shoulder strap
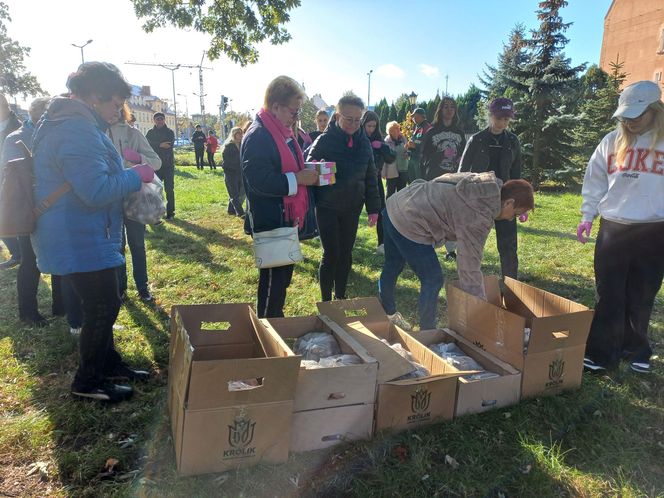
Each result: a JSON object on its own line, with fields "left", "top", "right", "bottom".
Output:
{"left": 16, "top": 140, "right": 73, "bottom": 218}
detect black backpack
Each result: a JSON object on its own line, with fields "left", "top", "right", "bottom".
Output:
{"left": 0, "top": 140, "right": 70, "bottom": 237}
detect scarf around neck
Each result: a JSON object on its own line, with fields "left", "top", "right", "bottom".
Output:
{"left": 257, "top": 108, "right": 309, "bottom": 228}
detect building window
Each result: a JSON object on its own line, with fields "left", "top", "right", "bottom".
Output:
{"left": 655, "top": 72, "right": 662, "bottom": 83}
{"left": 659, "top": 26, "right": 664, "bottom": 55}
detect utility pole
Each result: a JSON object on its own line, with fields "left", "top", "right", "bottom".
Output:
{"left": 367, "top": 69, "right": 373, "bottom": 107}
{"left": 126, "top": 59, "right": 212, "bottom": 142}
{"left": 445, "top": 74, "right": 449, "bottom": 96}
{"left": 198, "top": 52, "right": 207, "bottom": 128}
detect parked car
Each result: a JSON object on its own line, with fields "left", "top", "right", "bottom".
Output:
{"left": 174, "top": 138, "right": 191, "bottom": 147}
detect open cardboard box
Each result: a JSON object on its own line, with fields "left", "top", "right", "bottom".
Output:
{"left": 257, "top": 315, "right": 377, "bottom": 452}
{"left": 446, "top": 276, "right": 593, "bottom": 399}
{"left": 415, "top": 328, "right": 521, "bottom": 417}
{"left": 319, "top": 298, "right": 465, "bottom": 432}
{"left": 168, "top": 303, "right": 301, "bottom": 475}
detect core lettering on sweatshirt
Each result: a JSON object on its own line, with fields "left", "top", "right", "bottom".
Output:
{"left": 607, "top": 148, "right": 664, "bottom": 176}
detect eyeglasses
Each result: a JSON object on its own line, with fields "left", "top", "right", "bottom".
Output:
{"left": 616, "top": 109, "right": 650, "bottom": 123}
{"left": 340, "top": 114, "right": 362, "bottom": 125}
{"left": 283, "top": 105, "right": 300, "bottom": 118}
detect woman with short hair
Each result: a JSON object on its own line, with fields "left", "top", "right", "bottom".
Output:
{"left": 379, "top": 172, "right": 534, "bottom": 331}
{"left": 32, "top": 62, "right": 155, "bottom": 402}
{"left": 384, "top": 121, "right": 409, "bottom": 197}
{"left": 242, "top": 76, "right": 318, "bottom": 317}
{"left": 307, "top": 95, "right": 381, "bottom": 301}
{"left": 578, "top": 80, "right": 664, "bottom": 375}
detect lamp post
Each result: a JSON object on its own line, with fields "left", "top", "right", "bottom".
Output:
{"left": 177, "top": 93, "right": 191, "bottom": 138}
{"left": 367, "top": 69, "right": 373, "bottom": 107}
{"left": 71, "top": 39, "right": 93, "bottom": 64}
{"left": 408, "top": 91, "right": 418, "bottom": 109}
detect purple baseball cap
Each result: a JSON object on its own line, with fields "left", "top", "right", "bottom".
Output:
{"left": 489, "top": 97, "right": 515, "bottom": 118}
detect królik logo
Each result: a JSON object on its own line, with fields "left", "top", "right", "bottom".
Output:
{"left": 549, "top": 358, "right": 565, "bottom": 382}
{"left": 228, "top": 415, "right": 256, "bottom": 448}
{"left": 411, "top": 388, "right": 431, "bottom": 414}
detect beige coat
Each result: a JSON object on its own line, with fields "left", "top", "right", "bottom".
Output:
{"left": 108, "top": 123, "right": 162, "bottom": 171}
{"left": 386, "top": 172, "right": 502, "bottom": 299}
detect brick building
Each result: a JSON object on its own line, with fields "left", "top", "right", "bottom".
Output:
{"left": 600, "top": 0, "right": 664, "bottom": 90}
{"left": 127, "top": 85, "right": 176, "bottom": 135}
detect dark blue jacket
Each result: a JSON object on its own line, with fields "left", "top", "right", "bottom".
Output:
{"left": 31, "top": 97, "right": 141, "bottom": 275}
{"left": 307, "top": 119, "right": 381, "bottom": 214}
{"left": 242, "top": 116, "right": 316, "bottom": 237}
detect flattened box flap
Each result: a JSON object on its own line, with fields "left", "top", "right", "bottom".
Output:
{"left": 173, "top": 303, "right": 259, "bottom": 348}
{"left": 317, "top": 297, "right": 387, "bottom": 326}
{"left": 446, "top": 280, "right": 526, "bottom": 369}
{"left": 320, "top": 315, "right": 416, "bottom": 383}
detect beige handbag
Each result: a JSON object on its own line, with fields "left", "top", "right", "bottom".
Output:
{"left": 247, "top": 202, "right": 303, "bottom": 269}
{"left": 382, "top": 160, "right": 399, "bottom": 179}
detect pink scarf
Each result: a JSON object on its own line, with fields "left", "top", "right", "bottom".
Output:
{"left": 257, "top": 108, "right": 309, "bottom": 228}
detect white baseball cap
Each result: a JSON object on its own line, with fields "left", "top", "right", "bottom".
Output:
{"left": 612, "top": 80, "right": 662, "bottom": 119}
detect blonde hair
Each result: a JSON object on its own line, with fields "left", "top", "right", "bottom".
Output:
{"left": 264, "top": 76, "right": 305, "bottom": 110}
{"left": 385, "top": 120, "right": 400, "bottom": 136}
{"left": 225, "top": 126, "right": 243, "bottom": 145}
{"left": 615, "top": 100, "right": 664, "bottom": 163}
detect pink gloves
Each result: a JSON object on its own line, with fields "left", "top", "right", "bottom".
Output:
{"left": 368, "top": 213, "right": 379, "bottom": 227}
{"left": 132, "top": 164, "right": 155, "bottom": 183}
{"left": 577, "top": 221, "right": 593, "bottom": 243}
{"left": 123, "top": 148, "right": 142, "bottom": 164}
{"left": 371, "top": 140, "right": 383, "bottom": 150}
{"left": 518, "top": 213, "right": 528, "bottom": 223}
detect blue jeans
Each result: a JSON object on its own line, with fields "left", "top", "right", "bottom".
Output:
{"left": 378, "top": 209, "right": 443, "bottom": 330}
{"left": 118, "top": 218, "right": 148, "bottom": 294}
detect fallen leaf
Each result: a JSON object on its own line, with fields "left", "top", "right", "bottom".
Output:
{"left": 289, "top": 475, "right": 300, "bottom": 488}
{"left": 393, "top": 445, "right": 408, "bottom": 463}
{"left": 522, "top": 464, "right": 532, "bottom": 474}
{"left": 421, "top": 474, "right": 430, "bottom": 481}
{"left": 105, "top": 458, "right": 119, "bottom": 473}
{"left": 412, "top": 434, "right": 422, "bottom": 441}
{"left": 593, "top": 410, "right": 602, "bottom": 417}
{"left": 503, "top": 412, "right": 511, "bottom": 419}
{"left": 445, "top": 455, "right": 459, "bottom": 469}
{"left": 213, "top": 474, "right": 229, "bottom": 487}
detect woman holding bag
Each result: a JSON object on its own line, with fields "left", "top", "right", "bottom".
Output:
{"left": 108, "top": 103, "right": 161, "bottom": 301}
{"left": 384, "top": 121, "right": 409, "bottom": 197}
{"left": 241, "top": 76, "right": 318, "bottom": 318}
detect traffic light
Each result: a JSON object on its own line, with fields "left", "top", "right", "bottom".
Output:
{"left": 221, "top": 95, "right": 229, "bottom": 112}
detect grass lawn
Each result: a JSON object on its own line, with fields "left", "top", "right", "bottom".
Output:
{"left": 0, "top": 167, "right": 662, "bottom": 497}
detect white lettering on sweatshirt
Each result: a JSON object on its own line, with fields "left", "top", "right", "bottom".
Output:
{"left": 581, "top": 129, "right": 664, "bottom": 224}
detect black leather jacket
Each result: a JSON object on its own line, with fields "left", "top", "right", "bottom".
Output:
{"left": 459, "top": 127, "right": 521, "bottom": 181}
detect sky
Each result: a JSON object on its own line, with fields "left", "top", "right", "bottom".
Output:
{"left": 4, "top": 0, "right": 614, "bottom": 115}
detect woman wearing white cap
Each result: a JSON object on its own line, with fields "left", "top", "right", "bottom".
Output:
{"left": 579, "top": 80, "right": 664, "bottom": 374}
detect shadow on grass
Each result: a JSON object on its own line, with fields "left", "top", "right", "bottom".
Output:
{"left": 174, "top": 169, "right": 196, "bottom": 179}
{"left": 520, "top": 225, "right": 596, "bottom": 243}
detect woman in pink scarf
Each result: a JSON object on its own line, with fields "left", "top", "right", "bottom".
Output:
{"left": 241, "top": 76, "right": 318, "bottom": 317}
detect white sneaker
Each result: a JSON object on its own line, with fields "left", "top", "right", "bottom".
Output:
{"left": 70, "top": 327, "right": 82, "bottom": 336}
{"left": 387, "top": 312, "right": 412, "bottom": 331}
{"left": 376, "top": 244, "right": 385, "bottom": 255}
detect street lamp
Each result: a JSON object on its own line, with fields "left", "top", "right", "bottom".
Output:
{"left": 177, "top": 93, "right": 191, "bottom": 138}
{"left": 193, "top": 91, "right": 207, "bottom": 128}
{"left": 408, "top": 91, "right": 418, "bottom": 108}
{"left": 71, "top": 39, "right": 93, "bottom": 64}
{"left": 367, "top": 69, "right": 373, "bottom": 107}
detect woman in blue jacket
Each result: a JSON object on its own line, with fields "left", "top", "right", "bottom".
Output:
{"left": 32, "top": 62, "right": 155, "bottom": 403}
{"left": 307, "top": 95, "right": 381, "bottom": 301}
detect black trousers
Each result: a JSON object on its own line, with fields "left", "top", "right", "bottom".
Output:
{"left": 224, "top": 169, "right": 245, "bottom": 215}
{"left": 316, "top": 206, "right": 361, "bottom": 301}
{"left": 386, "top": 172, "right": 408, "bottom": 198}
{"left": 376, "top": 173, "right": 386, "bottom": 246}
{"left": 585, "top": 219, "right": 664, "bottom": 368}
{"left": 194, "top": 147, "right": 205, "bottom": 169}
{"left": 156, "top": 166, "right": 175, "bottom": 217}
{"left": 69, "top": 267, "right": 124, "bottom": 390}
{"left": 2, "top": 236, "right": 20, "bottom": 260}
{"left": 257, "top": 264, "right": 294, "bottom": 318}
{"left": 17, "top": 236, "right": 41, "bottom": 319}
{"left": 495, "top": 218, "right": 518, "bottom": 279}
{"left": 207, "top": 150, "right": 216, "bottom": 169}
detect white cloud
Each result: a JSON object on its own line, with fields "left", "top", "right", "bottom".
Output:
{"left": 375, "top": 64, "right": 405, "bottom": 79}
{"left": 419, "top": 64, "right": 440, "bottom": 78}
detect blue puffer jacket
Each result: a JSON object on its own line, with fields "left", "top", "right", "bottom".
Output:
{"left": 31, "top": 97, "right": 142, "bottom": 275}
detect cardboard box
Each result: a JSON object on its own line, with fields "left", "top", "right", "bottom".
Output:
{"left": 258, "top": 316, "right": 377, "bottom": 452}
{"left": 290, "top": 403, "right": 375, "bottom": 453}
{"left": 305, "top": 161, "right": 336, "bottom": 174}
{"left": 414, "top": 328, "right": 521, "bottom": 417}
{"left": 258, "top": 316, "right": 378, "bottom": 411}
{"left": 168, "top": 303, "right": 301, "bottom": 475}
{"left": 318, "top": 298, "right": 464, "bottom": 432}
{"left": 446, "top": 276, "right": 593, "bottom": 399}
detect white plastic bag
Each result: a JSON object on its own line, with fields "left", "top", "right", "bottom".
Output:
{"left": 123, "top": 176, "right": 166, "bottom": 225}
{"left": 293, "top": 332, "right": 342, "bottom": 361}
